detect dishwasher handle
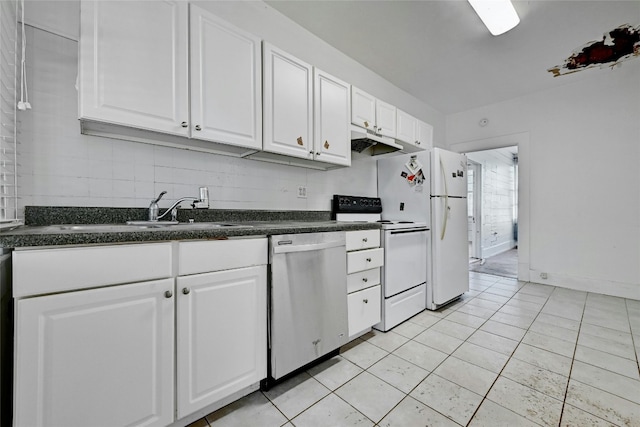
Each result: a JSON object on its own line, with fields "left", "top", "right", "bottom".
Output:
{"left": 272, "top": 240, "right": 345, "bottom": 254}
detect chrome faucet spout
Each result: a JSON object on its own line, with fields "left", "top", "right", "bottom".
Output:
{"left": 152, "top": 191, "right": 167, "bottom": 204}
{"left": 148, "top": 191, "right": 168, "bottom": 221}
{"left": 151, "top": 187, "right": 210, "bottom": 222}
{"left": 157, "top": 197, "right": 198, "bottom": 221}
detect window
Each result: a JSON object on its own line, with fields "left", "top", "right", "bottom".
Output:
{"left": 0, "top": 0, "right": 20, "bottom": 228}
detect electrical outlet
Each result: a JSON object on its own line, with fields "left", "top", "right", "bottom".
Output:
{"left": 297, "top": 186, "right": 307, "bottom": 199}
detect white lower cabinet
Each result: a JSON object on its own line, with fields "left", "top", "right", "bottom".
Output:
{"left": 12, "top": 238, "right": 268, "bottom": 427}
{"left": 347, "top": 284, "right": 381, "bottom": 337}
{"left": 176, "top": 265, "right": 266, "bottom": 418}
{"left": 345, "top": 230, "right": 383, "bottom": 339}
{"left": 14, "top": 278, "right": 175, "bottom": 427}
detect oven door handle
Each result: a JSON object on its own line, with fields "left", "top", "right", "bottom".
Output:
{"left": 390, "top": 228, "right": 429, "bottom": 235}
{"left": 273, "top": 240, "right": 344, "bottom": 254}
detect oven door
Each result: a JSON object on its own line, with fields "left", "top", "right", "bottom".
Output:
{"left": 382, "top": 227, "right": 429, "bottom": 298}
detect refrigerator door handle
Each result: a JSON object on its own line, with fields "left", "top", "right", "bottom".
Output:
{"left": 440, "top": 156, "right": 449, "bottom": 240}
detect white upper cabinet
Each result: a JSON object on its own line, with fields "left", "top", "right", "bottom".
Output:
{"left": 190, "top": 5, "right": 261, "bottom": 149}
{"left": 262, "top": 45, "right": 350, "bottom": 167}
{"left": 375, "top": 99, "right": 396, "bottom": 138}
{"left": 416, "top": 119, "right": 434, "bottom": 150}
{"left": 263, "top": 43, "right": 314, "bottom": 159}
{"left": 351, "top": 86, "right": 396, "bottom": 138}
{"left": 396, "top": 108, "right": 417, "bottom": 145}
{"left": 351, "top": 87, "right": 376, "bottom": 131}
{"left": 79, "top": 1, "right": 189, "bottom": 136}
{"left": 396, "top": 109, "right": 430, "bottom": 152}
{"left": 79, "top": 1, "right": 262, "bottom": 154}
{"left": 313, "top": 69, "right": 351, "bottom": 167}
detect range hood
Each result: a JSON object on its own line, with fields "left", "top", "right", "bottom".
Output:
{"left": 350, "top": 126, "right": 402, "bottom": 156}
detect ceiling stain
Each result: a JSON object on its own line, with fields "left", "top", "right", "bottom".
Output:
{"left": 548, "top": 24, "right": 640, "bottom": 77}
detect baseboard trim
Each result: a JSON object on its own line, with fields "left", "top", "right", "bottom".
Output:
{"left": 529, "top": 269, "right": 640, "bottom": 300}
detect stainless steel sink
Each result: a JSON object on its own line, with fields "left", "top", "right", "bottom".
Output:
{"left": 167, "top": 222, "right": 253, "bottom": 229}
{"left": 125, "top": 221, "right": 179, "bottom": 227}
{"left": 42, "top": 222, "right": 253, "bottom": 232}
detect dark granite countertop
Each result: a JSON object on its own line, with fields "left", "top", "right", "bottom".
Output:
{"left": 0, "top": 207, "right": 381, "bottom": 248}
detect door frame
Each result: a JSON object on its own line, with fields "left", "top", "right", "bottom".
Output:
{"left": 449, "top": 131, "right": 529, "bottom": 282}
{"left": 467, "top": 159, "right": 482, "bottom": 260}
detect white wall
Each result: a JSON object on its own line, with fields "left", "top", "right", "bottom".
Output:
{"left": 447, "top": 63, "right": 640, "bottom": 299}
{"left": 18, "top": 1, "right": 444, "bottom": 214}
{"left": 467, "top": 148, "right": 517, "bottom": 259}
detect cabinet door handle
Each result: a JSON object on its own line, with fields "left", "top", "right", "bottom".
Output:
{"left": 362, "top": 278, "right": 368, "bottom": 282}
{"left": 316, "top": 152, "right": 320, "bottom": 156}
{"left": 164, "top": 290, "right": 173, "bottom": 299}
{"left": 181, "top": 121, "right": 188, "bottom": 128}
{"left": 195, "top": 125, "right": 202, "bottom": 131}
{"left": 366, "top": 258, "right": 372, "bottom": 262}
{"left": 363, "top": 299, "right": 369, "bottom": 304}
{"left": 182, "top": 288, "right": 190, "bottom": 295}
{"left": 363, "top": 238, "right": 368, "bottom": 242}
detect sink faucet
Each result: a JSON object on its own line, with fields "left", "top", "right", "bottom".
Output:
{"left": 148, "top": 187, "right": 210, "bottom": 222}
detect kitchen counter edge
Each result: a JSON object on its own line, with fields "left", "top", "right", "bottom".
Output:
{"left": 0, "top": 221, "right": 381, "bottom": 249}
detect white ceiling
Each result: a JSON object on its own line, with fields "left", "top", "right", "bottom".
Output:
{"left": 265, "top": 0, "right": 640, "bottom": 114}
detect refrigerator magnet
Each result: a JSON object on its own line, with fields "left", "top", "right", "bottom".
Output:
{"left": 406, "top": 157, "right": 423, "bottom": 175}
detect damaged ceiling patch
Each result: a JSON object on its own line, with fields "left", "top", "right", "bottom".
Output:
{"left": 548, "top": 24, "right": 640, "bottom": 77}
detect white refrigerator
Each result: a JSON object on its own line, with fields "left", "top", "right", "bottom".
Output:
{"left": 377, "top": 148, "right": 469, "bottom": 310}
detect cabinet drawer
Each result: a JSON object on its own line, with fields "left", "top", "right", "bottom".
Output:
{"left": 348, "top": 285, "right": 381, "bottom": 338}
{"left": 347, "top": 247, "right": 383, "bottom": 274}
{"left": 178, "top": 238, "right": 267, "bottom": 275}
{"left": 347, "top": 268, "right": 380, "bottom": 294}
{"left": 13, "top": 243, "right": 173, "bottom": 298}
{"left": 346, "top": 229, "right": 380, "bottom": 251}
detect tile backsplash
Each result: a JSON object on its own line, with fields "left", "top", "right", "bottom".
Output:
{"left": 16, "top": 25, "right": 377, "bottom": 219}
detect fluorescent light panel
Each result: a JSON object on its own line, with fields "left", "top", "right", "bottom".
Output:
{"left": 468, "top": 0, "right": 520, "bottom": 36}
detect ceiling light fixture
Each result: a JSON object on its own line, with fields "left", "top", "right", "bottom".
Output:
{"left": 468, "top": 0, "right": 520, "bottom": 36}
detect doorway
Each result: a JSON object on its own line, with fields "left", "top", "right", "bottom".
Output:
{"left": 467, "top": 160, "right": 481, "bottom": 262}
{"left": 466, "top": 146, "right": 518, "bottom": 278}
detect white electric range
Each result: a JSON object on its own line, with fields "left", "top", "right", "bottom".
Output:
{"left": 333, "top": 195, "right": 429, "bottom": 331}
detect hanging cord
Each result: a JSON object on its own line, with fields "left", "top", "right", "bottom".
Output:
{"left": 17, "top": 0, "right": 30, "bottom": 111}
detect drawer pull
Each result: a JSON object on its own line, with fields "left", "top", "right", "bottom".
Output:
{"left": 366, "top": 258, "right": 372, "bottom": 262}
{"left": 363, "top": 238, "right": 368, "bottom": 242}
{"left": 362, "top": 278, "right": 368, "bottom": 282}
{"left": 363, "top": 299, "right": 369, "bottom": 303}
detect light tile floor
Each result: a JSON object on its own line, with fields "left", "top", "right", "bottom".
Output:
{"left": 189, "top": 272, "right": 640, "bottom": 427}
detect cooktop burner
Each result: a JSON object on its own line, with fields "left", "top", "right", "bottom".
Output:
{"left": 332, "top": 194, "right": 428, "bottom": 230}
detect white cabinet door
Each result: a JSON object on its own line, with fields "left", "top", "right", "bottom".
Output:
{"left": 263, "top": 43, "right": 313, "bottom": 159}
{"left": 190, "top": 5, "right": 262, "bottom": 149}
{"left": 348, "top": 285, "right": 381, "bottom": 338}
{"left": 351, "top": 86, "right": 376, "bottom": 131}
{"left": 416, "top": 119, "right": 433, "bottom": 150}
{"left": 176, "top": 266, "right": 267, "bottom": 418}
{"left": 396, "top": 109, "right": 417, "bottom": 146}
{"left": 313, "top": 69, "right": 351, "bottom": 167}
{"left": 375, "top": 99, "right": 397, "bottom": 138}
{"left": 14, "top": 279, "right": 175, "bottom": 427}
{"left": 79, "top": 1, "right": 189, "bottom": 136}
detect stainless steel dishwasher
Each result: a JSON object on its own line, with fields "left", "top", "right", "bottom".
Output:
{"left": 267, "top": 231, "right": 348, "bottom": 382}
